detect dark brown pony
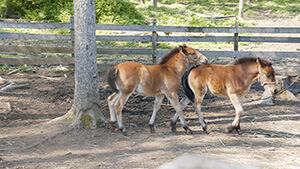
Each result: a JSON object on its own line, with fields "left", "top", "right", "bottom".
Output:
{"left": 107, "top": 44, "right": 208, "bottom": 135}
{"left": 171, "top": 57, "right": 277, "bottom": 134}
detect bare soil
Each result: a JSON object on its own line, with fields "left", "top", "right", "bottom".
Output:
{"left": 0, "top": 16, "right": 300, "bottom": 169}
{"left": 1, "top": 65, "right": 300, "bottom": 169}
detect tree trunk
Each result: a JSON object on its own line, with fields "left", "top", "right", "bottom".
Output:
{"left": 153, "top": 0, "right": 157, "bottom": 8}
{"left": 4, "top": 0, "right": 13, "bottom": 18}
{"left": 140, "top": 0, "right": 145, "bottom": 5}
{"left": 238, "top": 0, "right": 244, "bottom": 19}
{"left": 66, "top": 0, "right": 106, "bottom": 128}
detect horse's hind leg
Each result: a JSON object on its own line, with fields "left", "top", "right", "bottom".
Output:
{"left": 115, "top": 92, "right": 131, "bottom": 135}
{"left": 170, "top": 96, "right": 191, "bottom": 132}
{"left": 227, "top": 94, "right": 244, "bottom": 134}
{"left": 149, "top": 96, "right": 164, "bottom": 133}
{"left": 166, "top": 93, "right": 192, "bottom": 135}
{"left": 193, "top": 98, "right": 208, "bottom": 134}
{"left": 108, "top": 92, "right": 119, "bottom": 130}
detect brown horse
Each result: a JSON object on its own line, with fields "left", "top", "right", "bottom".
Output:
{"left": 171, "top": 57, "right": 277, "bottom": 134}
{"left": 107, "top": 44, "right": 208, "bottom": 135}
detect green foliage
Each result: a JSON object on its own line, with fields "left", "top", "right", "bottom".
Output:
{"left": 0, "top": 64, "right": 32, "bottom": 72}
{"left": 1, "top": 0, "right": 298, "bottom": 25}
{"left": 0, "top": 0, "right": 73, "bottom": 22}
{"left": 139, "top": 0, "right": 254, "bottom": 27}
{"left": 95, "top": 0, "right": 144, "bottom": 25}
{"left": 0, "top": 64, "right": 10, "bottom": 72}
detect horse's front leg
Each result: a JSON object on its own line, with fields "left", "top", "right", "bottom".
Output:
{"left": 167, "top": 93, "right": 192, "bottom": 135}
{"left": 148, "top": 96, "right": 164, "bottom": 133}
{"left": 170, "top": 96, "right": 191, "bottom": 132}
{"left": 227, "top": 94, "right": 244, "bottom": 134}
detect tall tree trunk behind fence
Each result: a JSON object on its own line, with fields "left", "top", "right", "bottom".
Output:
{"left": 238, "top": 0, "right": 244, "bottom": 19}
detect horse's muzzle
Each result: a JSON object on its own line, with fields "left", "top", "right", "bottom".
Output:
{"left": 202, "top": 59, "right": 208, "bottom": 65}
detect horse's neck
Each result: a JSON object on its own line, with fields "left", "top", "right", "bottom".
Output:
{"left": 243, "top": 63, "right": 260, "bottom": 82}
{"left": 164, "top": 54, "right": 188, "bottom": 76}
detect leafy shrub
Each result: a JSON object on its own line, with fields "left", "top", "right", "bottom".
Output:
{"left": 0, "top": 0, "right": 73, "bottom": 22}
{"left": 95, "top": 0, "right": 144, "bottom": 25}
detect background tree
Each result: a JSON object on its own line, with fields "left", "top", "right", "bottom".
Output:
{"left": 2, "top": 0, "right": 12, "bottom": 18}
{"left": 238, "top": 0, "right": 244, "bottom": 19}
{"left": 66, "top": 0, "right": 106, "bottom": 128}
{"left": 153, "top": 0, "right": 157, "bottom": 8}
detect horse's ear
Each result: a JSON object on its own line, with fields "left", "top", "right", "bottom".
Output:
{"left": 256, "top": 57, "right": 265, "bottom": 67}
{"left": 256, "top": 57, "right": 261, "bottom": 66}
{"left": 179, "top": 44, "right": 187, "bottom": 52}
{"left": 179, "top": 45, "right": 184, "bottom": 52}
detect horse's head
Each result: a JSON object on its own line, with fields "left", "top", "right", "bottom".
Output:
{"left": 257, "top": 58, "right": 277, "bottom": 95}
{"left": 179, "top": 44, "right": 208, "bottom": 66}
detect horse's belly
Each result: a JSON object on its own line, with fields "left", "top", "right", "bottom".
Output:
{"left": 135, "top": 84, "right": 161, "bottom": 96}
{"left": 208, "top": 85, "right": 227, "bottom": 97}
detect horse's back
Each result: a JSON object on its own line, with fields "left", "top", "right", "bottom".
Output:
{"left": 190, "top": 64, "right": 252, "bottom": 97}
{"left": 109, "top": 61, "right": 145, "bottom": 93}
{"left": 189, "top": 64, "right": 230, "bottom": 97}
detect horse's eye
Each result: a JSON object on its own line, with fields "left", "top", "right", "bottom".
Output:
{"left": 265, "top": 73, "right": 270, "bottom": 78}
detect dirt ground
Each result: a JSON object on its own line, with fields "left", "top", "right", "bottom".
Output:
{"left": 0, "top": 63, "right": 300, "bottom": 169}
{"left": 1, "top": 16, "right": 300, "bottom": 169}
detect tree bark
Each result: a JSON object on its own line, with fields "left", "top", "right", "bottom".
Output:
{"left": 153, "top": 0, "right": 157, "bottom": 8}
{"left": 238, "top": 0, "right": 244, "bottom": 19}
{"left": 4, "top": 0, "right": 13, "bottom": 18}
{"left": 66, "top": 0, "right": 106, "bottom": 128}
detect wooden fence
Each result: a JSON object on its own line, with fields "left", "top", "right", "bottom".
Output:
{"left": 0, "top": 19, "right": 299, "bottom": 72}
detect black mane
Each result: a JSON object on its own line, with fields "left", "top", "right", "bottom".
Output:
{"left": 159, "top": 47, "right": 180, "bottom": 64}
{"left": 229, "top": 56, "right": 272, "bottom": 66}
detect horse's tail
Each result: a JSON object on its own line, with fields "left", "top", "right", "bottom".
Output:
{"left": 107, "top": 66, "right": 119, "bottom": 93}
{"left": 181, "top": 66, "right": 197, "bottom": 102}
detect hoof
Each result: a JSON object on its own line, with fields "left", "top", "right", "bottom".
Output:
{"left": 170, "top": 121, "right": 177, "bottom": 132}
{"left": 203, "top": 125, "right": 210, "bottom": 134}
{"left": 203, "top": 127, "right": 210, "bottom": 134}
{"left": 183, "top": 126, "right": 193, "bottom": 135}
{"left": 119, "top": 127, "right": 128, "bottom": 136}
{"left": 236, "top": 128, "right": 243, "bottom": 135}
{"left": 110, "top": 121, "right": 117, "bottom": 132}
{"left": 226, "top": 126, "right": 235, "bottom": 133}
{"left": 226, "top": 126, "right": 242, "bottom": 134}
{"left": 149, "top": 124, "right": 155, "bottom": 133}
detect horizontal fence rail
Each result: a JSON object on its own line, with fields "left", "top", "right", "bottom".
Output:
{"left": 0, "top": 22, "right": 72, "bottom": 29}
{"left": 95, "top": 24, "right": 300, "bottom": 33}
{"left": 1, "top": 22, "right": 299, "bottom": 33}
{"left": 0, "top": 45, "right": 73, "bottom": 53}
{"left": 0, "top": 32, "right": 71, "bottom": 40}
{"left": 0, "top": 19, "right": 299, "bottom": 70}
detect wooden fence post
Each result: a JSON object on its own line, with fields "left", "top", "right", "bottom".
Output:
{"left": 70, "top": 16, "right": 75, "bottom": 57}
{"left": 152, "top": 20, "right": 157, "bottom": 64}
{"left": 234, "top": 22, "right": 239, "bottom": 51}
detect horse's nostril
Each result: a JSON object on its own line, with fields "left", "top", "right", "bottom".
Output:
{"left": 274, "top": 89, "right": 278, "bottom": 94}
